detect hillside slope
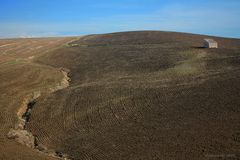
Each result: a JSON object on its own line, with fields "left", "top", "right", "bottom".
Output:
{"left": 0, "top": 37, "right": 74, "bottom": 160}
{"left": 24, "top": 31, "right": 240, "bottom": 159}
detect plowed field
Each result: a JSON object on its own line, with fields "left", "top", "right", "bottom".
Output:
{"left": 25, "top": 31, "right": 240, "bottom": 160}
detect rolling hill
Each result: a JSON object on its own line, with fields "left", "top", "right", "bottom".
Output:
{"left": 1, "top": 31, "right": 240, "bottom": 159}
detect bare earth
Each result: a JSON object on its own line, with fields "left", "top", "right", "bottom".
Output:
{"left": 0, "top": 37, "right": 74, "bottom": 160}
{"left": 1, "top": 31, "right": 240, "bottom": 160}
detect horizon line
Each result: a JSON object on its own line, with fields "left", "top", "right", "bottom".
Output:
{"left": 0, "top": 30, "right": 240, "bottom": 40}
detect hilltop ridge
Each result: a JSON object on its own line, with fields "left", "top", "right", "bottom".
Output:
{"left": 0, "top": 31, "right": 240, "bottom": 160}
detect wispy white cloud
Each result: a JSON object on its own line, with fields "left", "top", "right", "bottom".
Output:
{"left": 88, "top": 2, "right": 240, "bottom": 37}
{"left": 0, "top": 0, "right": 240, "bottom": 38}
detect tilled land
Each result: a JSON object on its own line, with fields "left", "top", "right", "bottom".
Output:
{"left": 25, "top": 31, "right": 240, "bottom": 160}
{"left": 0, "top": 37, "right": 74, "bottom": 160}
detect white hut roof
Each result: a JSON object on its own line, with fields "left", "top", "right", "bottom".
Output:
{"left": 204, "top": 39, "right": 217, "bottom": 43}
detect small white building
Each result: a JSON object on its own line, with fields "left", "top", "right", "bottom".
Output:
{"left": 204, "top": 39, "right": 218, "bottom": 48}
{"left": 71, "top": 44, "right": 79, "bottom": 47}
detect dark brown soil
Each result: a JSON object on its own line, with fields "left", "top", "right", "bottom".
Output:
{"left": 26, "top": 31, "right": 240, "bottom": 160}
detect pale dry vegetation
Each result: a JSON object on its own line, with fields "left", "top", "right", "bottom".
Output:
{"left": 0, "top": 37, "right": 74, "bottom": 160}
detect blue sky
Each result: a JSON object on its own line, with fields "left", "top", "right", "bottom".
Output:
{"left": 0, "top": 0, "right": 240, "bottom": 38}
